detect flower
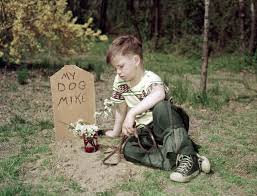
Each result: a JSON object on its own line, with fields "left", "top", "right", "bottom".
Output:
{"left": 95, "top": 98, "right": 114, "bottom": 119}
{"left": 69, "top": 98, "right": 114, "bottom": 138}
{"left": 69, "top": 119, "right": 99, "bottom": 138}
{"left": 99, "top": 35, "right": 108, "bottom": 41}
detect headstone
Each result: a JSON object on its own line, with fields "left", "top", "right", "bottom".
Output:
{"left": 50, "top": 65, "right": 96, "bottom": 140}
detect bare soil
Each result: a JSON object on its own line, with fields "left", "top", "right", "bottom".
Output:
{"left": 0, "top": 68, "right": 147, "bottom": 194}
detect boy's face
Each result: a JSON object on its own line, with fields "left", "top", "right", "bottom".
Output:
{"left": 111, "top": 54, "right": 141, "bottom": 82}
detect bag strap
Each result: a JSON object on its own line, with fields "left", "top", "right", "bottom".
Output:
{"left": 102, "top": 135, "right": 128, "bottom": 166}
{"left": 136, "top": 124, "right": 158, "bottom": 153}
{"left": 102, "top": 125, "right": 158, "bottom": 165}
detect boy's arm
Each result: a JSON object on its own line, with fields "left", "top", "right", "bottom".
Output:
{"left": 122, "top": 84, "right": 165, "bottom": 136}
{"left": 111, "top": 102, "right": 128, "bottom": 135}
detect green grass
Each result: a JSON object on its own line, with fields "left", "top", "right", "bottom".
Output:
{"left": 0, "top": 115, "right": 53, "bottom": 138}
{"left": 209, "top": 52, "right": 257, "bottom": 73}
{"left": 1, "top": 43, "right": 257, "bottom": 195}
{"left": 118, "top": 170, "right": 168, "bottom": 196}
{"left": 0, "top": 116, "right": 83, "bottom": 195}
{"left": 144, "top": 52, "right": 201, "bottom": 75}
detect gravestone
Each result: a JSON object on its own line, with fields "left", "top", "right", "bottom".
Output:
{"left": 50, "top": 65, "right": 96, "bottom": 140}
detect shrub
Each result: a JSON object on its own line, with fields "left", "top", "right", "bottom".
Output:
{"left": 17, "top": 67, "right": 29, "bottom": 85}
{"left": 0, "top": 0, "right": 108, "bottom": 65}
{"left": 171, "top": 34, "right": 202, "bottom": 58}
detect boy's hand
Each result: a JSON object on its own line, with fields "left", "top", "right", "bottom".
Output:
{"left": 122, "top": 111, "right": 136, "bottom": 136}
{"left": 105, "top": 129, "right": 121, "bottom": 137}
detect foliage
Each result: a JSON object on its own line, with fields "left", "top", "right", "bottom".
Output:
{"left": 65, "top": 0, "right": 256, "bottom": 59}
{"left": 0, "top": 0, "right": 107, "bottom": 64}
{"left": 171, "top": 34, "right": 202, "bottom": 58}
{"left": 17, "top": 66, "right": 29, "bottom": 84}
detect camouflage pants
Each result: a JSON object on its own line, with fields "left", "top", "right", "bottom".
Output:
{"left": 123, "top": 101, "right": 196, "bottom": 171}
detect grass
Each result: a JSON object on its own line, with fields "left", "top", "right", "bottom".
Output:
{"left": 1, "top": 42, "right": 257, "bottom": 195}
{"left": 0, "top": 116, "right": 84, "bottom": 195}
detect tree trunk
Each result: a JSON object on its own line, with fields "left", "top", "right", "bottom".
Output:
{"left": 0, "top": 0, "right": 7, "bottom": 24}
{"left": 200, "top": 0, "right": 210, "bottom": 94}
{"left": 249, "top": 0, "right": 256, "bottom": 55}
{"left": 127, "top": 0, "right": 142, "bottom": 42}
{"left": 172, "top": 13, "right": 177, "bottom": 41}
{"left": 99, "top": 0, "right": 108, "bottom": 34}
{"left": 153, "top": 0, "right": 160, "bottom": 49}
{"left": 239, "top": 0, "right": 245, "bottom": 54}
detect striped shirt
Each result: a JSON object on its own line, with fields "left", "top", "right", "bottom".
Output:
{"left": 111, "top": 70, "right": 169, "bottom": 126}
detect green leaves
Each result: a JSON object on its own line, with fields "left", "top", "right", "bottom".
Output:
{"left": 1, "top": 0, "right": 108, "bottom": 64}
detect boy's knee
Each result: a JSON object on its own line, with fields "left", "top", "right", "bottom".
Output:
{"left": 152, "top": 100, "right": 185, "bottom": 130}
{"left": 153, "top": 100, "right": 169, "bottom": 118}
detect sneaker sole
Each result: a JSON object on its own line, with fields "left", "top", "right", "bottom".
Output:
{"left": 170, "top": 170, "right": 200, "bottom": 183}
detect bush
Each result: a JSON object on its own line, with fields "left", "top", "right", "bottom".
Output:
{"left": 17, "top": 67, "right": 29, "bottom": 85}
{"left": 171, "top": 35, "right": 202, "bottom": 58}
{"left": 0, "top": 0, "right": 108, "bottom": 65}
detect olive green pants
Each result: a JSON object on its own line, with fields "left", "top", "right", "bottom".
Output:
{"left": 123, "top": 101, "right": 196, "bottom": 171}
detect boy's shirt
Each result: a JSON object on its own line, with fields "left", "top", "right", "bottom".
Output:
{"left": 111, "top": 70, "right": 169, "bottom": 126}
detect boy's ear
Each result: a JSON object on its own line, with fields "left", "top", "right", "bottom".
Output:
{"left": 133, "top": 55, "right": 141, "bottom": 66}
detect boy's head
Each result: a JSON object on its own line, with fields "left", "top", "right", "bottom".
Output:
{"left": 106, "top": 35, "right": 143, "bottom": 66}
{"left": 106, "top": 35, "right": 143, "bottom": 81}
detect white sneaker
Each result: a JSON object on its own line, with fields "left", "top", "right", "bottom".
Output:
{"left": 197, "top": 154, "right": 211, "bottom": 173}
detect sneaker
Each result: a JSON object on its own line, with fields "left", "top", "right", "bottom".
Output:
{"left": 197, "top": 154, "right": 211, "bottom": 173}
{"left": 170, "top": 154, "right": 200, "bottom": 183}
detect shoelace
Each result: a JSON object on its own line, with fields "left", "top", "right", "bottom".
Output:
{"left": 175, "top": 155, "right": 193, "bottom": 174}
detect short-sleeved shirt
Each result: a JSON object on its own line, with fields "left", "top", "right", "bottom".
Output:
{"left": 111, "top": 70, "right": 169, "bottom": 126}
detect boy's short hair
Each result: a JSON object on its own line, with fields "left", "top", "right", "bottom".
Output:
{"left": 106, "top": 35, "right": 143, "bottom": 64}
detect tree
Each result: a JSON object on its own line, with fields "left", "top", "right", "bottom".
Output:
{"left": 153, "top": 0, "right": 161, "bottom": 49}
{"left": 99, "top": 0, "right": 108, "bottom": 34}
{"left": 249, "top": 0, "right": 256, "bottom": 55}
{"left": 127, "top": 0, "right": 142, "bottom": 42}
{"left": 239, "top": 0, "right": 245, "bottom": 54}
{"left": 200, "top": 0, "right": 210, "bottom": 94}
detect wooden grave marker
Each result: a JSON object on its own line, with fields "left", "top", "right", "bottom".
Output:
{"left": 50, "top": 65, "right": 96, "bottom": 140}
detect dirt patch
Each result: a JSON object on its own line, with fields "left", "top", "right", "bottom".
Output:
{"left": 10, "top": 67, "right": 146, "bottom": 193}
{"left": 52, "top": 139, "right": 145, "bottom": 192}
{"left": 0, "top": 138, "right": 21, "bottom": 159}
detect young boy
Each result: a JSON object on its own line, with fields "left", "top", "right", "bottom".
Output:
{"left": 105, "top": 35, "right": 210, "bottom": 182}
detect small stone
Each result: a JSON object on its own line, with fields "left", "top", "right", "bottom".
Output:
{"left": 42, "top": 129, "right": 48, "bottom": 135}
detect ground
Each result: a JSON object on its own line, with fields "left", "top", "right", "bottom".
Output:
{"left": 0, "top": 60, "right": 257, "bottom": 195}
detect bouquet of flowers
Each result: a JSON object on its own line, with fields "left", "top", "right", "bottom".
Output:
{"left": 68, "top": 98, "right": 115, "bottom": 153}
{"left": 69, "top": 119, "right": 99, "bottom": 138}
{"left": 69, "top": 119, "right": 99, "bottom": 153}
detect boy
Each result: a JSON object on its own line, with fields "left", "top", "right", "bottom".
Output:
{"left": 105, "top": 35, "right": 210, "bottom": 182}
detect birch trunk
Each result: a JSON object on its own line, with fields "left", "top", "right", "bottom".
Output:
{"left": 200, "top": 0, "right": 210, "bottom": 94}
